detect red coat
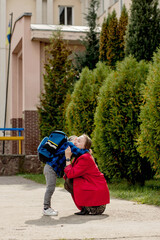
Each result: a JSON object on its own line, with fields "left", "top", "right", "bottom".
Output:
{"left": 64, "top": 153, "right": 110, "bottom": 210}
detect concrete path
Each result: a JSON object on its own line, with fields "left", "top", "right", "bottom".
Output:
{"left": 0, "top": 176, "right": 160, "bottom": 240}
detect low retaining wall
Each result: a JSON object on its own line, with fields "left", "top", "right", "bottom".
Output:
{"left": 0, "top": 141, "right": 11, "bottom": 154}
{"left": 0, "top": 155, "right": 43, "bottom": 176}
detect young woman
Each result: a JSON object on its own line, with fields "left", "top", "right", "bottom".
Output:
{"left": 64, "top": 134, "right": 110, "bottom": 215}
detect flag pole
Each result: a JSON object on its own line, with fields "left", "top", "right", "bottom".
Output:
{"left": 3, "top": 13, "right": 13, "bottom": 154}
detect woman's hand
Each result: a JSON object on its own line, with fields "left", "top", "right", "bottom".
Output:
{"left": 65, "top": 146, "right": 72, "bottom": 159}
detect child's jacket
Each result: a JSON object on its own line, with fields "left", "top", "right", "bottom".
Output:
{"left": 46, "top": 141, "right": 88, "bottom": 176}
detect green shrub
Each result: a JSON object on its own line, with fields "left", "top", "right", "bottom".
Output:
{"left": 137, "top": 48, "right": 160, "bottom": 174}
{"left": 66, "top": 62, "right": 111, "bottom": 136}
{"left": 92, "top": 56, "right": 152, "bottom": 185}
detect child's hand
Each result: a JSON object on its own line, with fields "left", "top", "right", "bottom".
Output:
{"left": 65, "top": 146, "right": 72, "bottom": 159}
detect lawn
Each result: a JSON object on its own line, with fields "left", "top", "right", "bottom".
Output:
{"left": 20, "top": 174, "right": 160, "bottom": 206}
{"left": 20, "top": 173, "right": 65, "bottom": 188}
{"left": 107, "top": 178, "right": 160, "bottom": 206}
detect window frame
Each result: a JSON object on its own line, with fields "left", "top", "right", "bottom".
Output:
{"left": 59, "top": 5, "right": 74, "bottom": 25}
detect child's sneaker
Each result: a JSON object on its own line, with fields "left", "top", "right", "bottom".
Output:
{"left": 43, "top": 208, "right": 58, "bottom": 216}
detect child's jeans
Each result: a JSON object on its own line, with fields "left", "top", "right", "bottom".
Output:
{"left": 43, "top": 164, "right": 57, "bottom": 209}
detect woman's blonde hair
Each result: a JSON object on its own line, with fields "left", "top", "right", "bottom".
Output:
{"left": 82, "top": 134, "right": 92, "bottom": 149}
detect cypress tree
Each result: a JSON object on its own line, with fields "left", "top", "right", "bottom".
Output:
{"left": 137, "top": 48, "right": 160, "bottom": 174}
{"left": 99, "top": 16, "right": 110, "bottom": 62}
{"left": 125, "top": 0, "right": 160, "bottom": 62}
{"left": 106, "top": 10, "right": 119, "bottom": 67}
{"left": 37, "top": 31, "right": 77, "bottom": 137}
{"left": 118, "top": 5, "right": 128, "bottom": 61}
{"left": 92, "top": 56, "right": 153, "bottom": 185}
{"left": 66, "top": 62, "right": 111, "bottom": 136}
{"left": 74, "top": 0, "right": 100, "bottom": 71}
{"left": 99, "top": 6, "right": 128, "bottom": 66}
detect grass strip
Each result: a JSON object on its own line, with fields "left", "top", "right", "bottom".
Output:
{"left": 19, "top": 173, "right": 160, "bottom": 206}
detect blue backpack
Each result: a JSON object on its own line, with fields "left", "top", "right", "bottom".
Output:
{"left": 38, "top": 130, "right": 68, "bottom": 163}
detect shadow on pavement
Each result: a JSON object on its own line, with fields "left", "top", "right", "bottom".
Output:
{"left": 25, "top": 214, "right": 109, "bottom": 226}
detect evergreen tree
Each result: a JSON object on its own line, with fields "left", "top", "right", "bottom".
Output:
{"left": 118, "top": 5, "right": 128, "bottom": 61}
{"left": 99, "top": 7, "right": 128, "bottom": 68}
{"left": 74, "top": 0, "right": 100, "bottom": 71}
{"left": 37, "top": 31, "right": 77, "bottom": 138}
{"left": 66, "top": 62, "right": 111, "bottom": 136}
{"left": 99, "top": 16, "right": 110, "bottom": 62}
{"left": 106, "top": 10, "right": 119, "bottom": 67}
{"left": 92, "top": 57, "right": 153, "bottom": 185}
{"left": 137, "top": 48, "right": 160, "bottom": 174}
{"left": 125, "top": 0, "right": 160, "bottom": 62}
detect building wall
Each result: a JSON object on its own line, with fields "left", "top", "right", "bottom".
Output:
{"left": 9, "top": 14, "right": 41, "bottom": 154}
{"left": 98, "top": 11, "right": 107, "bottom": 26}
{"left": 6, "top": 0, "right": 36, "bottom": 25}
{"left": 9, "top": 13, "right": 41, "bottom": 120}
{"left": 108, "top": 0, "right": 121, "bottom": 19}
{"left": 0, "top": 0, "right": 36, "bottom": 132}
{"left": 123, "top": 0, "right": 132, "bottom": 10}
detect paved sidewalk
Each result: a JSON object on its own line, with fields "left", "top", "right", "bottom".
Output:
{"left": 0, "top": 176, "right": 160, "bottom": 240}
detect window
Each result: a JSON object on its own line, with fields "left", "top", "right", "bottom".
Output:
{"left": 59, "top": 6, "right": 73, "bottom": 25}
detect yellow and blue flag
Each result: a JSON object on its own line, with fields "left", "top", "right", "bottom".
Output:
{"left": 6, "top": 21, "right": 11, "bottom": 45}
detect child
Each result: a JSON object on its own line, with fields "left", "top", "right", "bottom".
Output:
{"left": 43, "top": 135, "right": 88, "bottom": 216}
